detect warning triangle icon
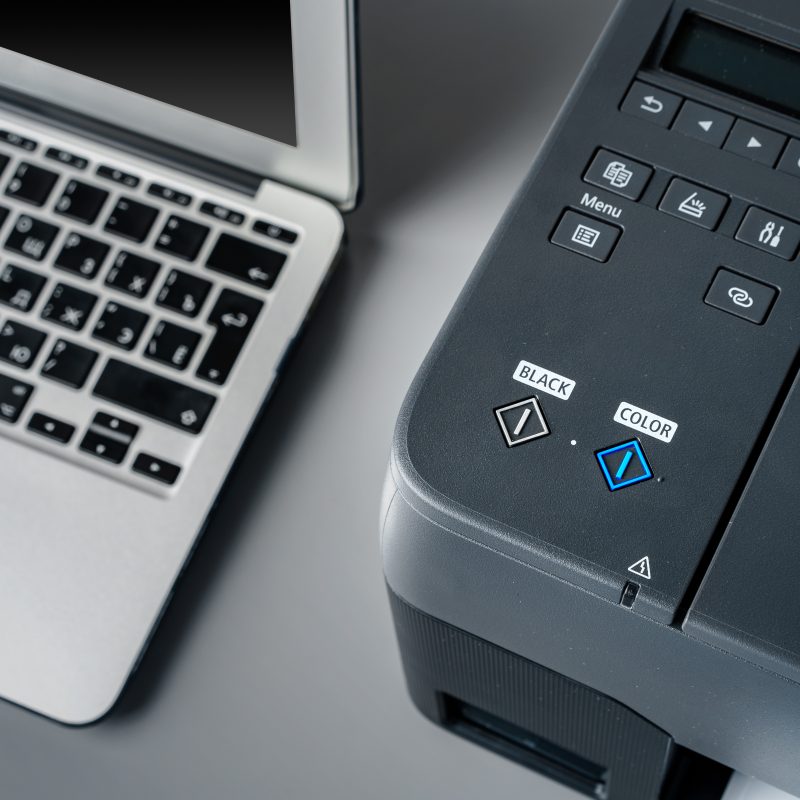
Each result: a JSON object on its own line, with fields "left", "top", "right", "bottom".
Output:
{"left": 747, "top": 136, "right": 762, "bottom": 149}
{"left": 628, "top": 556, "right": 652, "bottom": 580}
{"left": 698, "top": 120, "right": 713, "bottom": 132}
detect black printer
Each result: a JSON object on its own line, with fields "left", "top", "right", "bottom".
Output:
{"left": 382, "top": 1, "right": 800, "bottom": 798}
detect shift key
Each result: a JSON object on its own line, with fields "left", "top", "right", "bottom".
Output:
{"left": 94, "top": 359, "right": 216, "bottom": 434}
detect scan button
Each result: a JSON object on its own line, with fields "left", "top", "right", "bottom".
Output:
{"left": 659, "top": 178, "right": 728, "bottom": 230}
{"left": 583, "top": 149, "right": 653, "bottom": 200}
{"left": 551, "top": 210, "right": 621, "bottom": 262}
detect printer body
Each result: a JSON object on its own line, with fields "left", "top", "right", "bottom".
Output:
{"left": 382, "top": 1, "right": 800, "bottom": 798}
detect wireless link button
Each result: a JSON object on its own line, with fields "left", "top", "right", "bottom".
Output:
{"left": 550, "top": 210, "right": 621, "bottom": 262}
{"left": 704, "top": 269, "right": 777, "bottom": 325}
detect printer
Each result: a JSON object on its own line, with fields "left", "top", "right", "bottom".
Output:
{"left": 382, "top": 1, "right": 800, "bottom": 798}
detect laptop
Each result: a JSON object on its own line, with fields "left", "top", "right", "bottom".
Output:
{"left": 0, "top": 2, "right": 359, "bottom": 724}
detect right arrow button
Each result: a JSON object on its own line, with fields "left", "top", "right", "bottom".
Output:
{"left": 724, "top": 119, "right": 786, "bottom": 166}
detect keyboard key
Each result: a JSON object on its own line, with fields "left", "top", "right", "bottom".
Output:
{"left": 148, "top": 183, "right": 192, "bottom": 206}
{"left": 27, "top": 412, "right": 75, "bottom": 444}
{"left": 735, "top": 207, "right": 800, "bottom": 260}
{"left": 41, "top": 282, "right": 98, "bottom": 331}
{"left": 145, "top": 320, "right": 200, "bottom": 370}
{"left": 658, "top": 178, "right": 728, "bottom": 231}
{"left": 156, "top": 268, "right": 211, "bottom": 318}
{"left": 79, "top": 411, "right": 139, "bottom": 465}
{"left": 724, "top": 119, "right": 786, "bottom": 167}
{"left": 55, "top": 180, "right": 109, "bottom": 224}
{"left": 0, "top": 154, "right": 9, "bottom": 178}
{"left": 200, "top": 201, "right": 244, "bottom": 226}
{"left": 620, "top": 81, "right": 682, "bottom": 127}
{"left": 54, "top": 232, "right": 110, "bottom": 279}
{"left": 104, "top": 197, "right": 159, "bottom": 243}
{"left": 41, "top": 338, "right": 98, "bottom": 388}
{"left": 253, "top": 219, "right": 298, "bottom": 244}
{"left": 96, "top": 165, "right": 140, "bottom": 188}
{"left": 104, "top": 250, "right": 161, "bottom": 298}
{"left": 132, "top": 452, "right": 181, "bottom": 485}
{"left": 0, "top": 203, "right": 9, "bottom": 230}
{"left": 206, "top": 233, "right": 286, "bottom": 289}
{"left": 197, "top": 288, "right": 264, "bottom": 385}
{"left": 93, "top": 358, "right": 216, "bottom": 434}
{"left": 92, "top": 301, "right": 149, "bottom": 350}
{"left": 5, "top": 214, "right": 60, "bottom": 261}
{"left": 0, "top": 130, "right": 36, "bottom": 151}
{"left": 155, "top": 214, "right": 209, "bottom": 261}
{"left": 5, "top": 162, "right": 59, "bottom": 206}
{"left": 0, "top": 263, "right": 46, "bottom": 312}
{"left": 45, "top": 147, "right": 88, "bottom": 170}
{"left": 0, "top": 372, "right": 33, "bottom": 423}
{"left": 0, "top": 320, "right": 46, "bottom": 369}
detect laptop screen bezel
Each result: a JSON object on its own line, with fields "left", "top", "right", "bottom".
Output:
{"left": 0, "top": 0, "right": 360, "bottom": 210}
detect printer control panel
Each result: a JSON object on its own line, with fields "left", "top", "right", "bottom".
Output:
{"left": 403, "top": 0, "right": 800, "bottom": 625}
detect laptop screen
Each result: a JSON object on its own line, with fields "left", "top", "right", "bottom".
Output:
{"left": 0, "top": 6, "right": 297, "bottom": 146}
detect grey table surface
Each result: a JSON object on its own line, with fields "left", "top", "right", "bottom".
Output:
{"left": 0, "top": 2, "right": 789, "bottom": 799}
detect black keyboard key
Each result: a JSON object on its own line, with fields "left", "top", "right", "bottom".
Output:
{"left": 93, "top": 359, "right": 216, "bottom": 434}
{"left": 79, "top": 411, "right": 139, "bottom": 465}
{"left": 0, "top": 154, "right": 9, "bottom": 178}
{"left": 145, "top": 320, "right": 201, "bottom": 371}
{"left": 41, "top": 282, "right": 97, "bottom": 331}
{"left": 148, "top": 183, "right": 192, "bottom": 206}
{"left": 197, "top": 289, "right": 264, "bottom": 385}
{"left": 96, "top": 165, "right": 140, "bottom": 188}
{"left": 5, "top": 214, "right": 59, "bottom": 261}
{"left": 0, "top": 130, "right": 36, "bottom": 151}
{"left": 92, "top": 301, "right": 149, "bottom": 350}
{"left": 104, "top": 197, "right": 158, "bottom": 243}
{"left": 54, "top": 232, "right": 110, "bottom": 279}
{"left": 41, "top": 338, "right": 98, "bottom": 388}
{"left": 45, "top": 147, "right": 88, "bottom": 170}
{"left": 0, "top": 320, "right": 46, "bottom": 369}
{"left": 132, "top": 452, "right": 181, "bottom": 485}
{"left": 0, "top": 203, "right": 9, "bottom": 229}
{"left": 156, "top": 268, "right": 211, "bottom": 318}
{"left": 28, "top": 412, "right": 75, "bottom": 444}
{"left": 55, "top": 180, "right": 109, "bottom": 224}
{"left": 155, "top": 214, "right": 209, "bottom": 261}
{"left": 0, "top": 263, "right": 46, "bottom": 312}
{"left": 253, "top": 219, "right": 298, "bottom": 244}
{"left": 0, "top": 372, "right": 33, "bottom": 423}
{"left": 5, "top": 162, "right": 59, "bottom": 206}
{"left": 104, "top": 250, "right": 161, "bottom": 299}
{"left": 200, "top": 201, "right": 244, "bottom": 226}
{"left": 205, "top": 233, "right": 286, "bottom": 290}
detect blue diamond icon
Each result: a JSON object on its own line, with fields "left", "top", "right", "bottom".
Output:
{"left": 596, "top": 439, "right": 652, "bottom": 491}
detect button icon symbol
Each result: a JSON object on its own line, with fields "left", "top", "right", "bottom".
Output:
{"left": 677, "top": 192, "right": 707, "bottom": 219}
{"left": 601, "top": 161, "right": 633, "bottom": 189}
{"left": 596, "top": 439, "right": 652, "bottom": 491}
{"left": 758, "top": 220, "right": 784, "bottom": 248}
{"left": 747, "top": 136, "right": 762, "bottom": 149}
{"left": 698, "top": 120, "right": 713, "bottom": 132}
{"left": 571, "top": 223, "right": 601, "bottom": 248}
{"left": 628, "top": 556, "right": 652, "bottom": 580}
{"left": 727, "top": 286, "right": 754, "bottom": 308}
{"left": 640, "top": 95, "right": 664, "bottom": 114}
{"left": 495, "top": 397, "right": 549, "bottom": 447}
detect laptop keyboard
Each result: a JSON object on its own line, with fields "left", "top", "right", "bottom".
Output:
{"left": 0, "top": 125, "right": 300, "bottom": 492}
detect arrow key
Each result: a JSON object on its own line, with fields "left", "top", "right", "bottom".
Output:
{"left": 724, "top": 119, "right": 786, "bottom": 166}
{"left": 671, "top": 100, "right": 733, "bottom": 147}
{"left": 206, "top": 232, "right": 287, "bottom": 290}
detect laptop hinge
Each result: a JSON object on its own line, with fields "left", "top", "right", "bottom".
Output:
{"left": 0, "top": 85, "right": 264, "bottom": 197}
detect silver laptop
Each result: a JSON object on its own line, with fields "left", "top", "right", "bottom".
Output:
{"left": 0, "top": 2, "right": 358, "bottom": 723}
